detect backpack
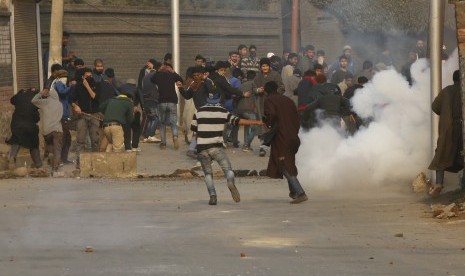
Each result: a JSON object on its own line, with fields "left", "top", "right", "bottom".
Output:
{"left": 317, "top": 83, "right": 341, "bottom": 96}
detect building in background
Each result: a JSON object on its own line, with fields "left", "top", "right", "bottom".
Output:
{"left": 0, "top": 0, "right": 41, "bottom": 108}
{"left": 38, "top": 0, "right": 283, "bottom": 83}
{"left": 0, "top": 0, "right": 459, "bottom": 110}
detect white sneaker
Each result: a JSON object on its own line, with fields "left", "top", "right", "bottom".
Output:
{"left": 147, "top": 136, "right": 161, "bottom": 143}
{"left": 192, "top": 161, "right": 202, "bottom": 170}
{"left": 132, "top": 147, "right": 141, "bottom": 152}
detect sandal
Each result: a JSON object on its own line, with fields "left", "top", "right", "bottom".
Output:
{"left": 428, "top": 185, "right": 443, "bottom": 197}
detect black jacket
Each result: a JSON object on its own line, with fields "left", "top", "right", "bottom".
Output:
{"left": 151, "top": 70, "right": 183, "bottom": 104}
{"left": 208, "top": 72, "right": 242, "bottom": 104}
{"left": 71, "top": 79, "right": 99, "bottom": 114}
{"left": 6, "top": 89, "right": 40, "bottom": 149}
{"left": 180, "top": 78, "right": 215, "bottom": 110}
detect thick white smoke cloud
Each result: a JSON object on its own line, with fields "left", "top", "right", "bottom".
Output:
{"left": 296, "top": 49, "right": 459, "bottom": 190}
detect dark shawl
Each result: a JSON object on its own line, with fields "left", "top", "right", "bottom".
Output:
{"left": 429, "top": 82, "right": 464, "bottom": 172}
{"left": 6, "top": 89, "right": 40, "bottom": 149}
{"left": 264, "top": 93, "right": 301, "bottom": 178}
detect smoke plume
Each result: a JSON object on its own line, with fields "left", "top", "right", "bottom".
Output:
{"left": 296, "top": 49, "right": 459, "bottom": 189}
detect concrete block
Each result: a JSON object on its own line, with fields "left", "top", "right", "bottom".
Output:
{"left": 0, "top": 155, "right": 7, "bottom": 170}
{"left": 79, "top": 152, "right": 137, "bottom": 178}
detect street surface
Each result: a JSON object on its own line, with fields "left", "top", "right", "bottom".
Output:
{"left": 1, "top": 140, "right": 465, "bottom": 275}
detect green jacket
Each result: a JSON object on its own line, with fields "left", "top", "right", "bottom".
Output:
{"left": 99, "top": 95, "right": 134, "bottom": 125}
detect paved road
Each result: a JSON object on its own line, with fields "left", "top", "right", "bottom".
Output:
{"left": 0, "top": 176, "right": 464, "bottom": 276}
{"left": 2, "top": 133, "right": 465, "bottom": 275}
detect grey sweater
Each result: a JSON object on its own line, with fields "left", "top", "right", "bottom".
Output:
{"left": 31, "top": 83, "right": 63, "bottom": 135}
{"left": 236, "top": 80, "right": 258, "bottom": 114}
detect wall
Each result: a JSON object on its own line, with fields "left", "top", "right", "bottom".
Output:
{"left": 0, "top": 0, "right": 8, "bottom": 9}
{"left": 299, "top": 1, "right": 347, "bottom": 64}
{"left": 40, "top": 4, "right": 283, "bottom": 81}
{"left": 0, "top": 8, "right": 12, "bottom": 107}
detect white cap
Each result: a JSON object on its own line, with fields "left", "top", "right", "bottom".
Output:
{"left": 266, "top": 52, "right": 275, "bottom": 58}
{"left": 343, "top": 45, "right": 352, "bottom": 51}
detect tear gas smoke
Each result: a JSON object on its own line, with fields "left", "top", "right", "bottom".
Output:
{"left": 296, "top": 49, "right": 458, "bottom": 189}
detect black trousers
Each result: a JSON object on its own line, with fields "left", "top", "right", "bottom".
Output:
{"left": 124, "top": 112, "right": 141, "bottom": 150}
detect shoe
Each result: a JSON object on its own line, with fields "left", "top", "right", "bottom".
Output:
{"left": 227, "top": 182, "right": 240, "bottom": 203}
{"left": 289, "top": 192, "right": 297, "bottom": 199}
{"left": 233, "top": 143, "right": 240, "bottom": 148}
{"left": 132, "top": 147, "right": 141, "bottom": 152}
{"left": 62, "top": 159, "right": 73, "bottom": 164}
{"left": 125, "top": 149, "right": 132, "bottom": 152}
{"left": 242, "top": 146, "right": 252, "bottom": 152}
{"left": 259, "top": 148, "right": 266, "bottom": 157}
{"left": 428, "top": 185, "right": 443, "bottom": 197}
{"left": 186, "top": 150, "right": 197, "bottom": 159}
{"left": 147, "top": 136, "right": 161, "bottom": 143}
{"left": 173, "top": 136, "right": 179, "bottom": 150}
{"left": 290, "top": 193, "right": 308, "bottom": 204}
{"left": 208, "top": 195, "right": 217, "bottom": 205}
{"left": 159, "top": 143, "right": 166, "bottom": 150}
{"left": 192, "top": 161, "right": 202, "bottom": 170}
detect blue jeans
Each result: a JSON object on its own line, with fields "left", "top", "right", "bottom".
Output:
{"left": 283, "top": 169, "right": 305, "bottom": 196}
{"left": 143, "top": 105, "right": 159, "bottom": 138}
{"left": 243, "top": 112, "right": 258, "bottom": 147}
{"left": 231, "top": 112, "right": 258, "bottom": 147}
{"left": 197, "top": 147, "right": 235, "bottom": 196}
{"left": 189, "top": 135, "right": 197, "bottom": 152}
{"left": 158, "top": 102, "right": 178, "bottom": 145}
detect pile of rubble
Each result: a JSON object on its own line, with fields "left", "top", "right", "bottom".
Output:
{"left": 431, "top": 202, "right": 465, "bottom": 219}
{"left": 412, "top": 172, "right": 465, "bottom": 219}
{"left": 412, "top": 172, "right": 430, "bottom": 193}
{"left": 139, "top": 169, "right": 268, "bottom": 179}
{"left": 0, "top": 155, "right": 51, "bottom": 179}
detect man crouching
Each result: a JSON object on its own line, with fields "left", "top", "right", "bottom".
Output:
{"left": 99, "top": 85, "right": 134, "bottom": 152}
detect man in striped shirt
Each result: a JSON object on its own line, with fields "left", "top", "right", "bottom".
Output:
{"left": 191, "top": 92, "right": 263, "bottom": 205}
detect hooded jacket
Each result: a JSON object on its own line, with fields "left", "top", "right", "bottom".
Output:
{"left": 31, "top": 85, "right": 63, "bottom": 135}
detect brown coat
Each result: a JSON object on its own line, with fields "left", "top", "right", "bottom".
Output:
{"left": 264, "top": 93, "right": 300, "bottom": 178}
{"left": 428, "top": 82, "right": 464, "bottom": 172}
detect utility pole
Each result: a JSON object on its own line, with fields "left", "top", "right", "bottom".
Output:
{"left": 291, "top": 0, "right": 299, "bottom": 53}
{"left": 171, "top": 0, "right": 181, "bottom": 126}
{"left": 171, "top": 0, "right": 180, "bottom": 73}
{"left": 429, "top": 0, "right": 446, "bottom": 181}
{"left": 48, "top": 0, "right": 64, "bottom": 77}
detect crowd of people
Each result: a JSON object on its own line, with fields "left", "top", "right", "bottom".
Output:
{"left": 7, "top": 32, "right": 448, "bottom": 203}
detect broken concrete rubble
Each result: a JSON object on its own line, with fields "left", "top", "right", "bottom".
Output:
{"left": 431, "top": 202, "right": 464, "bottom": 219}
{"left": 412, "top": 172, "right": 430, "bottom": 193}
